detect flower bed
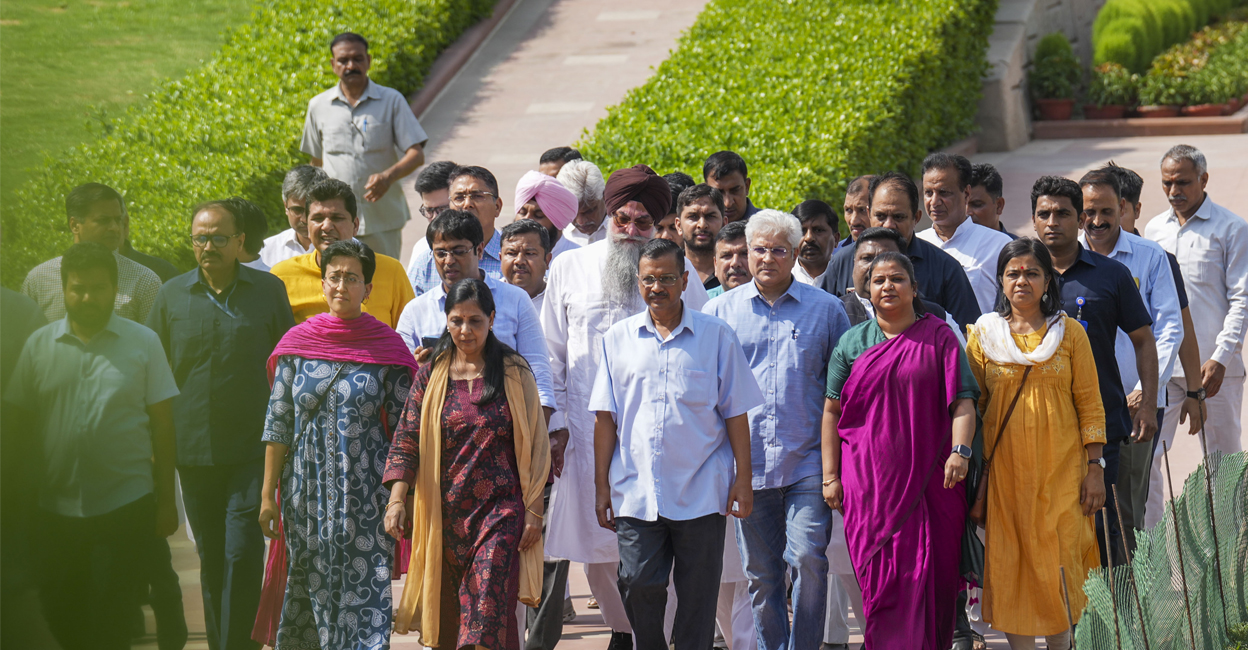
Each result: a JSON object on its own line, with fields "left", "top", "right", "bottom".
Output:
{"left": 1, "top": 0, "right": 495, "bottom": 287}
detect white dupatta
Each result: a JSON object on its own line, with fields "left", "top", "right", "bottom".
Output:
{"left": 971, "top": 312, "right": 1065, "bottom": 366}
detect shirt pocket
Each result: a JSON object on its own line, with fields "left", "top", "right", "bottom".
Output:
{"left": 358, "top": 116, "right": 390, "bottom": 153}
{"left": 169, "top": 314, "right": 208, "bottom": 366}
{"left": 1184, "top": 236, "right": 1222, "bottom": 286}
{"left": 323, "top": 123, "right": 357, "bottom": 155}
{"left": 673, "top": 368, "right": 714, "bottom": 408}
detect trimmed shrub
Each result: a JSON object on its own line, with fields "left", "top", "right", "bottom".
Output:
{"left": 1, "top": 0, "right": 495, "bottom": 288}
{"left": 576, "top": 0, "right": 997, "bottom": 216}
{"left": 1031, "top": 32, "right": 1083, "bottom": 99}
{"left": 1093, "top": 0, "right": 1233, "bottom": 72}
{"left": 1095, "top": 20, "right": 1147, "bottom": 73}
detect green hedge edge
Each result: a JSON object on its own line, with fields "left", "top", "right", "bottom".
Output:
{"left": 574, "top": 0, "right": 997, "bottom": 220}
{"left": 1, "top": 0, "right": 496, "bottom": 289}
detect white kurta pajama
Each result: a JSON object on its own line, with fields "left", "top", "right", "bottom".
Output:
{"left": 540, "top": 238, "right": 709, "bottom": 630}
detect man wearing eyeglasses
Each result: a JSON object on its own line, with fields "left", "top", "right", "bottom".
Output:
{"left": 406, "top": 165, "right": 506, "bottom": 296}
{"left": 146, "top": 199, "right": 295, "bottom": 650}
{"left": 591, "top": 238, "right": 761, "bottom": 650}
{"left": 271, "top": 178, "right": 415, "bottom": 327}
{"left": 703, "top": 210, "right": 852, "bottom": 650}
{"left": 542, "top": 165, "right": 712, "bottom": 650}
{"left": 401, "top": 160, "right": 458, "bottom": 274}
{"left": 23, "top": 182, "right": 163, "bottom": 324}
{"left": 258, "top": 165, "right": 328, "bottom": 269}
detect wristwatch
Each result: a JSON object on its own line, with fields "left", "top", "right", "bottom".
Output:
{"left": 1187, "top": 387, "right": 1207, "bottom": 401}
{"left": 951, "top": 445, "right": 972, "bottom": 459}
{"left": 1088, "top": 457, "right": 1106, "bottom": 469}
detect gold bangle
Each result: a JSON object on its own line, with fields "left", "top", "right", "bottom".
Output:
{"left": 526, "top": 507, "right": 544, "bottom": 519}
{"left": 822, "top": 477, "right": 840, "bottom": 486}
{"left": 386, "top": 501, "right": 405, "bottom": 511}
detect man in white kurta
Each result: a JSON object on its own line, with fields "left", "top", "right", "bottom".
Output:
{"left": 541, "top": 165, "right": 709, "bottom": 645}
{"left": 1143, "top": 145, "right": 1248, "bottom": 527}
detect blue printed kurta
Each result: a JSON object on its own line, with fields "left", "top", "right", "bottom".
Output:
{"left": 262, "top": 357, "right": 411, "bottom": 650}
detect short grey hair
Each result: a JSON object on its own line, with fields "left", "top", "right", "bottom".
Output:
{"left": 1161, "top": 144, "right": 1207, "bottom": 176}
{"left": 282, "top": 165, "right": 329, "bottom": 203}
{"left": 556, "top": 159, "right": 606, "bottom": 206}
{"left": 745, "top": 209, "right": 802, "bottom": 251}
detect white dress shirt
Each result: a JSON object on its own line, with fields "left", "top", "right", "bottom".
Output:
{"left": 917, "top": 217, "right": 1013, "bottom": 314}
{"left": 394, "top": 274, "right": 554, "bottom": 409}
{"left": 551, "top": 233, "right": 580, "bottom": 260}
{"left": 258, "top": 229, "right": 312, "bottom": 269}
{"left": 1146, "top": 195, "right": 1248, "bottom": 377}
{"left": 540, "top": 239, "right": 710, "bottom": 563}
{"left": 1080, "top": 229, "right": 1183, "bottom": 406}
{"left": 792, "top": 262, "right": 826, "bottom": 287}
{"left": 561, "top": 219, "right": 608, "bottom": 248}
{"left": 530, "top": 289, "right": 545, "bottom": 316}
{"left": 589, "top": 305, "right": 762, "bottom": 521}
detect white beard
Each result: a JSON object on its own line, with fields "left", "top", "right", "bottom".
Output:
{"left": 603, "top": 236, "right": 646, "bottom": 308}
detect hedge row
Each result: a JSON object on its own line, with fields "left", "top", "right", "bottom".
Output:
{"left": 1093, "top": 0, "right": 1247, "bottom": 73}
{"left": 575, "top": 0, "right": 997, "bottom": 215}
{"left": 1141, "top": 18, "right": 1248, "bottom": 105}
{"left": 0, "top": 0, "right": 494, "bottom": 288}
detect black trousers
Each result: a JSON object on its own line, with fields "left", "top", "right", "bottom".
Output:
{"left": 1096, "top": 440, "right": 1125, "bottom": 567}
{"left": 179, "top": 462, "right": 265, "bottom": 650}
{"left": 616, "top": 513, "right": 726, "bottom": 650}
{"left": 40, "top": 494, "right": 154, "bottom": 650}
{"left": 525, "top": 485, "right": 570, "bottom": 650}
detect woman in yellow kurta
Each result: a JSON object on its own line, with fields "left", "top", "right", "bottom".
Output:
{"left": 965, "top": 239, "right": 1106, "bottom": 650}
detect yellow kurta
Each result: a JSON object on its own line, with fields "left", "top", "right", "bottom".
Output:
{"left": 966, "top": 316, "right": 1105, "bottom": 636}
{"left": 271, "top": 250, "right": 415, "bottom": 328}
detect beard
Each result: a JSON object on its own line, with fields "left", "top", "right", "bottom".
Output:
{"left": 603, "top": 234, "right": 646, "bottom": 308}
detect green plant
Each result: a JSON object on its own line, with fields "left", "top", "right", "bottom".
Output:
{"left": 1093, "top": 0, "right": 1241, "bottom": 72}
{"left": 1, "top": 0, "right": 496, "bottom": 288}
{"left": 1030, "top": 32, "right": 1082, "bottom": 99}
{"left": 1086, "top": 62, "right": 1138, "bottom": 106}
{"left": 575, "top": 0, "right": 997, "bottom": 223}
{"left": 1138, "top": 69, "right": 1187, "bottom": 105}
{"left": 1147, "top": 17, "right": 1248, "bottom": 104}
{"left": 1095, "top": 19, "right": 1147, "bottom": 73}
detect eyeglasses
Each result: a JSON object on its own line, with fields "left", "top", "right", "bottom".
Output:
{"left": 432, "top": 246, "right": 475, "bottom": 260}
{"left": 419, "top": 204, "right": 449, "bottom": 219}
{"left": 284, "top": 205, "right": 308, "bottom": 217}
{"left": 637, "top": 274, "right": 680, "bottom": 287}
{"left": 191, "top": 233, "right": 242, "bottom": 248}
{"left": 449, "top": 191, "right": 496, "bottom": 206}
{"left": 612, "top": 212, "right": 654, "bottom": 231}
{"left": 323, "top": 274, "right": 363, "bottom": 287}
{"left": 750, "top": 246, "right": 791, "bottom": 259}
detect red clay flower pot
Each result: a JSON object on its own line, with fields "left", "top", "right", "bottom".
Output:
{"left": 1084, "top": 104, "right": 1126, "bottom": 120}
{"left": 1137, "top": 105, "right": 1181, "bottom": 118}
{"left": 1226, "top": 98, "right": 1242, "bottom": 115}
{"left": 1181, "top": 103, "right": 1226, "bottom": 117}
{"left": 1037, "top": 98, "right": 1075, "bottom": 121}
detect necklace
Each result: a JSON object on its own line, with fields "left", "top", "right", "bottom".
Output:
{"left": 452, "top": 360, "right": 484, "bottom": 392}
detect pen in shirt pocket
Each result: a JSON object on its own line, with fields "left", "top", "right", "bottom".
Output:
{"left": 791, "top": 327, "right": 799, "bottom": 340}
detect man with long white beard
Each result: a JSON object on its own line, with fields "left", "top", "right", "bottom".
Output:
{"left": 541, "top": 165, "right": 710, "bottom": 650}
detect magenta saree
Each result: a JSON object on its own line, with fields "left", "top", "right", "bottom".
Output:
{"left": 833, "top": 314, "right": 977, "bottom": 649}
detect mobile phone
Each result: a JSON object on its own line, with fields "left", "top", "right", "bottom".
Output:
{"left": 420, "top": 336, "right": 441, "bottom": 350}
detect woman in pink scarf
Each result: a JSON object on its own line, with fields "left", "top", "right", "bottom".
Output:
{"left": 253, "top": 240, "right": 418, "bottom": 650}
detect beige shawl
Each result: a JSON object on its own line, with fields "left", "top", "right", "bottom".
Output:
{"left": 393, "top": 357, "right": 550, "bottom": 644}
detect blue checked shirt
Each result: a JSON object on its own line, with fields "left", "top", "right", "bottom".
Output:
{"left": 703, "top": 279, "right": 852, "bottom": 489}
{"left": 406, "top": 230, "right": 503, "bottom": 296}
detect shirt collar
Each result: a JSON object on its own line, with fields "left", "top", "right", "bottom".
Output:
{"left": 54, "top": 313, "right": 121, "bottom": 345}
{"left": 188, "top": 261, "right": 252, "bottom": 291}
{"left": 1077, "top": 228, "right": 1133, "bottom": 259}
{"left": 333, "top": 79, "right": 380, "bottom": 105}
{"left": 1074, "top": 243, "right": 1097, "bottom": 268}
{"left": 483, "top": 230, "right": 502, "bottom": 259}
{"left": 638, "top": 301, "right": 695, "bottom": 340}
{"left": 1163, "top": 193, "right": 1214, "bottom": 225}
{"left": 434, "top": 271, "right": 499, "bottom": 302}
{"left": 741, "top": 276, "right": 804, "bottom": 304}
{"left": 904, "top": 234, "right": 925, "bottom": 260}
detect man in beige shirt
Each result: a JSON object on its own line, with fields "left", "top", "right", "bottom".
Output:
{"left": 301, "top": 32, "right": 427, "bottom": 258}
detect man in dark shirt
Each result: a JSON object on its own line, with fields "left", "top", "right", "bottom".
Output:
{"left": 1030, "top": 175, "right": 1157, "bottom": 565}
{"left": 820, "top": 172, "right": 981, "bottom": 328}
{"left": 703, "top": 151, "right": 762, "bottom": 222}
{"left": 147, "top": 199, "right": 295, "bottom": 650}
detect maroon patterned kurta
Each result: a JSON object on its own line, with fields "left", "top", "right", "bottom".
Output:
{"left": 385, "top": 366, "right": 524, "bottom": 650}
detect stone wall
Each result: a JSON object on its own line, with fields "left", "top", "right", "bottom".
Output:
{"left": 976, "top": 0, "right": 1106, "bottom": 151}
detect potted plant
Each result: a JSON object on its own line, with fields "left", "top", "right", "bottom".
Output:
{"left": 1084, "top": 63, "right": 1136, "bottom": 119}
{"left": 1029, "top": 33, "right": 1082, "bottom": 120}
{"left": 1182, "top": 70, "right": 1230, "bottom": 116}
{"left": 1137, "top": 70, "right": 1184, "bottom": 117}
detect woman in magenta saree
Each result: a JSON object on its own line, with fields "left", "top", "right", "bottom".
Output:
{"left": 820, "top": 252, "right": 979, "bottom": 649}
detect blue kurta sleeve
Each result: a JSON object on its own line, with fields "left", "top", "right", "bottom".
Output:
{"left": 262, "top": 356, "right": 297, "bottom": 446}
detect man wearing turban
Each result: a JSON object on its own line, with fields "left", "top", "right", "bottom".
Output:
{"left": 540, "top": 165, "right": 711, "bottom": 650}
{"left": 514, "top": 170, "right": 581, "bottom": 261}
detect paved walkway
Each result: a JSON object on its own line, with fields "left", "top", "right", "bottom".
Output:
{"left": 396, "top": 0, "right": 709, "bottom": 266}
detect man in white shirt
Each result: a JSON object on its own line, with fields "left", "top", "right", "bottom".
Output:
{"left": 542, "top": 165, "right": 710, "bottom": 650}
{"left": 499, "top": 219, "right": 552, "bottom": 314}
{"left": 1078, "top": 169, "right": 1181, "bottom": 547}
{"left": 591, "top": 238, "right": 761, "bottom": 650}
{"left": 557, "top": 159, "right": 609, "bottom": 248}
{"left": 301, "top": 32, "right": 427, "bottom": 258}
{"left": 1144, "top": 144, "right": 1248, "bottom": 527}
{"left": 792, "top": 200, "right": 839, "bottom": 286}
{"left": 916, "top": 153, "right": 1013, "bottom": 314}
{"left": 258, "top": 166, "right": 328, "bottom": 269}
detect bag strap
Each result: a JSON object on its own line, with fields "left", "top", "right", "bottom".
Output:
{"left": 983, "top": 366, "right": 1032, "bottom": 468}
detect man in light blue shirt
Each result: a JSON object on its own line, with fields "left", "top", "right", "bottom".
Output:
{"left": 396, "top": 210, "right": 555, "bottom": 416}
{"left": 1079, "top": 169, "right": 1180, "bottom": 547}
{"left": 591, "top": 238, "right": 761, "bottom": 650}
{"left": 407, "top": 165, "right": 504, "bottom": 295}
{"left": 703, "top": 210, "right": 852, "bottom": 650}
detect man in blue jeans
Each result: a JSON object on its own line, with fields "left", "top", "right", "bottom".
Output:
{"left": 704, "top": 210, "right": 852, "bottom": 649}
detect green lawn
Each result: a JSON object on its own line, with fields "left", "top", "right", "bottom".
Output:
{"left": 0, "top": 0, "right": 253, "bottom": 201}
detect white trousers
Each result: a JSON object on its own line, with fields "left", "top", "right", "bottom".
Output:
{"left": 1145, "top": 376, "right": 1244, "bottom": 529}
{"left": 716, "top": 581, "right": 755, "bottom": 650}
{"left": 823, "top": 573, "right": 865, "bottom": 644}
